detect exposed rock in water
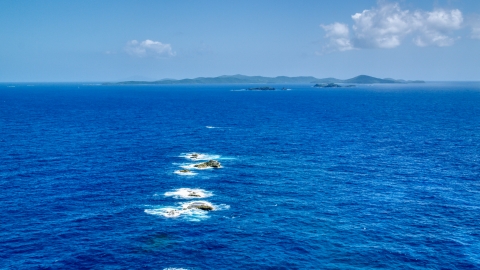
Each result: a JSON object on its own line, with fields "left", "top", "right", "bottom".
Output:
{"left": 188, "top": 191, "right": 201, "bottom": 197}
{"left": 179, "top": 169, "right": 191, "bottom": 173}
{"left": 248, "top": 87, "right": 275, "bottom": 90}
{"left": 184, "top": 202, "right": 214, "bottom": 211}
{"left": 194, "top": 160, "right": 222, "bottom": 169}
{"left": 188, "top": 153, "right": 200, "bottom": 159}
{"left": 165, "top": 210, "right": 181, "bottom": 216}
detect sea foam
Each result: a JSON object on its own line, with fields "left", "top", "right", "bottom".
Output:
{"left": 164, "top": 188, "right": 212, "bottom": 199}
{"left": 144, "top": 206, "right": 210, "bottom": 221}
{"left": 180, "top": 152, "right": 221, "bottom": 161}
{"left": 145, "top": 201, "right": 229, "bottom": 221}
{"left": 173, "top": 170, "right": 198, "bottom": 176}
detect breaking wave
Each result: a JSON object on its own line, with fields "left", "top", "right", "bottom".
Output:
{"left": 179, "top": 152, "right": 221, "bottom": 161}
{"left": 173, "top": 170, "right": 198, "bottom": 176}
{"left": 144, "top": 201, "right": 229, "bottom": 222}
{"left": 164, "top": 188, "right": 213, "bottom": 199}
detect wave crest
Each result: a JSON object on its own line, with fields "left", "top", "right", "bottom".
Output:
{"left": 164, "top": 188, "right": 213, "bottom": 199}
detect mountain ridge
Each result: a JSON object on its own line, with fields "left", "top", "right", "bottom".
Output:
{"left": 111, "top": 74, "right": 425, "bottom": 85}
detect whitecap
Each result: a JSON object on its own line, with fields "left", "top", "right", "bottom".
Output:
{"left": 179, "top": 163, "right": 211, "bottom": 170}
{"left": 173, "top": 170, "right": 198, "bottom": 176}
{"left": 164, "top": 188, "right": 212, "bottom": 199}
{"left": 206, "top": 126, "right": 233, "bottom": 129}
{"left": 145, "top": 207, "right": 182, "bottom": 218}
{"left": 145, "top": 201, "right": 229, "bottom": 221}
{"left": 144, "top": 206, "right": 210, "bottom": 221}
{"left": 180, "top": 152, "right": 221, "bottom": 161}
{"left": 214, "top": 204, "right": 230, "bottom": 211}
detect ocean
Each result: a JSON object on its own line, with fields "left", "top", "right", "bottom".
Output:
{"left": 1, "top": 82, "right": 480, "bottom": 269}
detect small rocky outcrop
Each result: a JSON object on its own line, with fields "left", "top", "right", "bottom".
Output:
{"left": 194, "top": 160, "right": 222, "bottom": 169}
{"left": 188, "top": 191, "right": 201, "bottom": 197}
{"left": 314, "top": 83, "right": 341, "bottom": 88}
{"left": 248, "top": 87, "right": 275, "bottom": 91}
{"left": 165, "top": 210, "right": 180, "bottom": 216}
{"left": 185, "top": 202, "right": 214, "bottom": 211}
{"left": 188, "top": 153, "right": 200, "bottom": 159}
{"left": 179, "top": 169, "right": 191, "bottom": 173}
{"left": 314, "top": 83, "right": 355, "bottom": 88}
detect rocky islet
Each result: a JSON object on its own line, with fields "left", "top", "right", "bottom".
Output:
{"left": 194, "top": 160, "right": 222, "bottom": 169}
{"left": 150, "top": 153, "right": 227, "bottom": 219}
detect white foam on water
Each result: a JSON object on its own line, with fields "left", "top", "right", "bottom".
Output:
{"left": 145, "top": 201, "right": 229, "bottom": 221}
{"left": 164, "top": 188, "right": 212, "bottom": 199}
{"left": 145, "top": 207, "right": 182, "bottom": 218}
{"left": 173, "top": 170, "right": 198, "bottom": 176}
{"left": 144, "top": 206, "right": 210, "bottom": 221}
{"left": 206, "top": 126, "right": 234, "bottom": 129}
{"left": 179, "top": 163, "right": 214, "bottom": 170}
{"left": 214, "top": 204, "right": 231, "bottom": 211}
{"left": 164, "top": 268, "right": 189, "bottom": 270}
{"left": 179, "top": 152, "right": 221, "bottom": 161}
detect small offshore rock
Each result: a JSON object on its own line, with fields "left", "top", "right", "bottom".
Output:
{"left": 179, "top": 169, "right": 191, "bottom": 173}
{"left": 314, "top": 83, "right": 341, "bottom": 88}
{"left": 188, "top": 192, "right": 201, "bottom": 197}
{"left": 166, "top": 210, "right": 180, "bottom": 216}
{"left": 185, "top": 202, "right": 214, "bottom": 211}
{"left": 313, "top": 83, "right": 355, "bottom": 88}
{"left": 194, "top": 160, "right": 221, "bottom": 169}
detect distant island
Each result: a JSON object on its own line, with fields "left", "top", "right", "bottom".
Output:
{"left": 314, "top": 83, "right": 355, "bottom": 88}
{"left": 109, "top": 74, "right": 425, "bottom": 85}
{"left": 247, "top": 87, "right": 276, "bottom": 90}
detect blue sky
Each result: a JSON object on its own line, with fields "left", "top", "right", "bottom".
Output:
{"left": 1, "top": 0, "right": 479, "bottom": 82}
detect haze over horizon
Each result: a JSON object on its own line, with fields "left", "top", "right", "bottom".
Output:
{"left": 1, "top": 0, "right": 480, "bottom": 82}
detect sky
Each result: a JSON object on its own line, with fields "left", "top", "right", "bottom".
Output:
{"left": 1, "top": 0, "right": 480, "bottom": 82}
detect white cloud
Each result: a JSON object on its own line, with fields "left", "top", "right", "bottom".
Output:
{"left": 412, "top": 9, "right": 463, "bottom": 47}
{"left": 473, "top": 26, "right": 480, "bottom": 39}
{"left": 351, "top": 3, "right": 412, "bottom": 48}
{"left": 321, "top": 2, "right": 463, "bottom": 52}
{"left": 125, "top": 39, "right": 175, "bottom": 58}
{"left": 321, "top": 23, "right": 353, "bottom": 51}
{"left": 471, "top": 17, "right": 480, "bottom": 39}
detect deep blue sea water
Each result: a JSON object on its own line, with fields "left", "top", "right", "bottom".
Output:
{"left": 1, "top": 82, "right": 480, "bottom": 269}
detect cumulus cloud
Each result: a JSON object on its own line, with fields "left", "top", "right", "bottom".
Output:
{"left": 321, "top": 2, "right": 464, "bottom": 52}
{"left": 412, "top": 9, "right": 463, "bottom": 47}
{"left": 351, "top": 3, "right": 413, "bottom": 48}
{"left": 125, "top": 39, "right": 175, "bottom": 57}
{"left": 321, "top": 23, "right": 353, "bottom": 51}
